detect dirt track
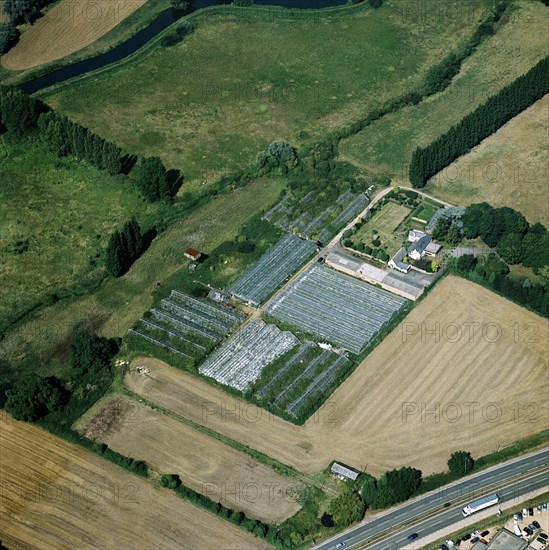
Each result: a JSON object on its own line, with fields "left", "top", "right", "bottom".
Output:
{"left": 126, "top": 276, "right": 549, "bottom": 477}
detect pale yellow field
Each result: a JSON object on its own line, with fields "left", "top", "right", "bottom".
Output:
{"left": 0, "top": 415, "right": 266, "bottom": 550}
{"left": 428, "top": 94, "right": 549, "bottom": 226}
{"left": 77, "top": 394, "right": 302, "bottom": 524}
{"left": 126, "top": 276, "right": 549, "bottom": 477}
{"left": 2, "top": 0, "right": 147, "bottom": 70}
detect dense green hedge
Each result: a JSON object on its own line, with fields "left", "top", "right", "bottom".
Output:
{"left": 410, "top": 56, "right": 549, "bottom": 187}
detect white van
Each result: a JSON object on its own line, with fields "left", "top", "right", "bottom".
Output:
{"left": 513, "top": 525, "right": 522, "bottom": 537}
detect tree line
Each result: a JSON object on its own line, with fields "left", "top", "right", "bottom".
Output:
{"left": 105, "top": 218, "right": 148, "bottom": 277}
{"left": 410, "top": 55, "right": 549, "bottom": 187}
{"left": 0, "top": 86, "right": 180, "bottom": 202}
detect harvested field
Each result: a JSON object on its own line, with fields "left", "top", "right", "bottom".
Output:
{"left": 126, "top": 277, "right": 549, "bottom": 477}
{"left": 0, "top": 415, "right": 265, "bottom": 550}
{"left": 77, "top": 394, "right": 302, "bottom": 524}
{"left": 428, "top": 94, "right": 549, "bottom": 226}
{"left": 2, "top": 0, "right": 148, "bottom": 70}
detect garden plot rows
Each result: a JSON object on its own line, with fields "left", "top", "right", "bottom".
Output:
{"left": 227, "top": 233, "right": 318, "bottom": 307}
{"left": 265, "top": 264, "right": 407, "bottom": 354}
{"left": 254, "top": 342, "right": 350, "bottom": 418}
{"left": 199, "top": 318, "right": 299, "bottom": 391}
{"left": 263, "top": 190, "right": 370, "bottom": 243}
{"left": 128, "top": 291, "right": 245, "bottom": 362}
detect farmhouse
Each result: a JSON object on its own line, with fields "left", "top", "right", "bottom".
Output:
{"left": 331, "top": 462, "right": 360, "bottom": 481}
{"left": 184, "top": 247, "right": 202, "bottom": 261}
{"left": 388, "top": 247, "right": 411, "bottom": 273}
{"left": 408, "top": 235, "right": 433, "bottom": 260}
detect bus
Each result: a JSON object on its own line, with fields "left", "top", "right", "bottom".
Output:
{"left": 462, "top": 493, "right": 499, "bottom": 517}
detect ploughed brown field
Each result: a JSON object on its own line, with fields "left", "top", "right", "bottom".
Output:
{"left": 0, "top": 415, "right": 266, "bottom": 550}
{"left": 2, "top": 0, "right": 147, "bottom": 70}
{"left": 125, "top": 276, "right": 549, "bottom": 477}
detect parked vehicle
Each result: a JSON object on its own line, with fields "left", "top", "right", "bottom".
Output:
{"left": 521, "top": 528, "right": 529, "bottom": 538}
{"left": 407, "top": 533, "right": 418, "bottom": 541}
{"left": 540, "top": 532, "right": 549, "bottom": 540}
{"left": 518, "top": 512, "right": 524, "bottom": 520}
{"left": 481, "top": 530, "right": 490, "bottom": 537}
{"left": 480, "top": 539, "right": 488, "bottom": 544}
{"left": 462, "top": 534, "right": 471, "bottom": 541}
{"left": 470, "top": 537, "right": 479, "bottom": 544}
{"left": 529, "top": 507, "right": 534, "bottom": 516}
{"left": 524, "top": 527, "right": 533, "bottom": 537}
{"left": 523, "top": 508, "right": 529, "bottom": 517}
{"left": 533, "top": 521, "right": 541, "bottom": 529}
{"left": 538, "top": 505, "right": 543, "bottom": 514}
{"left": 528, "top": 523, "right": 537, "bottom": 532}
{"left": 513, "top": 525, "right": 522, "bottom": 537}
{"left": 536, "top": 537, "right": 547, "bottom": 546}
{"left": 472, "top": 531, "right": 480, "bottom": 537}
{"left": 543, "top": 503, "right": 548, "bottom": 511}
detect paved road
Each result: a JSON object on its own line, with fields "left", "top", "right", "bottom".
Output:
{"left": 315, "top": 448, "right": 549, "bottom": 550}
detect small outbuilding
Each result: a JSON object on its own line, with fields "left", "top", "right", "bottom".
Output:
{"left": 331, "top": 462, "right": 361, "bottom": 482}
{"left": 388, "top": 247, "right": 411, "bottom": 273}
{"left": 184, "top": 247, "right": 202, "bottom": 261}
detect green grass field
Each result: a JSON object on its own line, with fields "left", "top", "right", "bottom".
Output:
{"left": 41, "top": 0, "right": 493, "bottom": 185}
{"left": 0, "top": 175, "right": 285, "bottom": 377}
{"left": 350, "top": 200, "right": 410, "bottom": 256}
{"left": 0, "top": 136, "right": 161, "bottom": 334}
{"left": 340, "top": 1, "right": 549, "bottom": 189}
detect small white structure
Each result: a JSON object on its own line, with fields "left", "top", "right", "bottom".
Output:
{"left": 408, "top": 229, "right": 427, "bottom": 243}
{"left": 331, "top": 462, "right": 360, "bottom": 481}
{"left": 425, "top": 242, "right": 442, "bottom": 257}
{"left": 388, "top": 247, "right": 410, "bottom": 273}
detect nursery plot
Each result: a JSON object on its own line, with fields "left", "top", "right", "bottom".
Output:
{"left": 129, "top": 291, "right": 245, "bottom": 363}
{"left": 227, "top": 234, "right": 317, "bottom": 307}
{"left": 199, "top": 319, "right": 299, "bottom": 391}
{"left": 265, "top": 264, "right": 407, "bottom": 353}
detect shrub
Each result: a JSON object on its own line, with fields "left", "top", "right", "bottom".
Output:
{"left": 369, "top": 0, "right": 383, "bottom": 7}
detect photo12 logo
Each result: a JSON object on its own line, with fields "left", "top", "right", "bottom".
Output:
{"left": 402, "top": 401, "right": 540, "bottom": 424}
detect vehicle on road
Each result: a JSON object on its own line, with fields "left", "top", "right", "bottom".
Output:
{"left": 462, "top": 494, "right": 500, "bottom": 517}
{"left": 407, "top": 533, "right": 418, "bottom": 541}
{"left": 335, "top": 543, "right": 346, "bottom": 549}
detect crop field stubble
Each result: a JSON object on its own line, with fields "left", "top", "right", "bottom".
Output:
{"left": 41, "top": 0, "right": 494, "bottom": 183}
{"left": 76, "top": 394, "right": 302, "bottom": 524}
{"left": 339, "top": 0, "right": 549, "bottom": 188}
{"left": 0, "top": 414, "right": 266, "bottom": 550}
{"left": 126, "top": 277, "right": 549, "bottom": 477}
{"left": 1, "top": 0, "right": 148, "bottom": 70}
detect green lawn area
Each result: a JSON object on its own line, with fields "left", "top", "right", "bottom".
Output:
{"left": 0, "top": 136, "right": 161, "bottom": 334}
{"left": 0, "top": 174, "right": 286, "bottom": 378}
{"left": 41, "top": 0, "right": 493, "bottom": 185}
{"left": 340, "top": 1, "right": 549, "bottom": 187}
{"left": 410, "top": 202, "right": 437, "bottom": 224}
{"left": 350, "top": 200, "right": 410, "bottom": 257}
